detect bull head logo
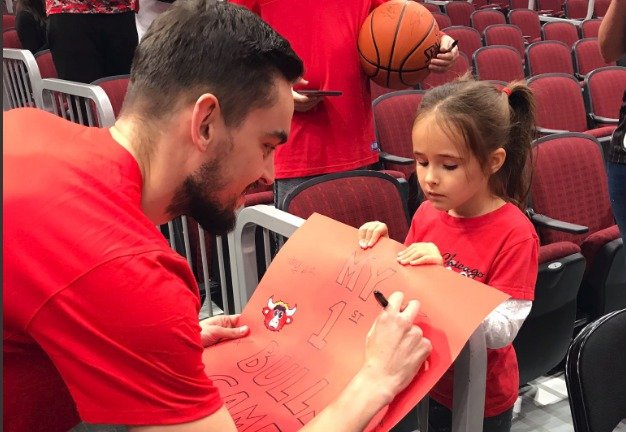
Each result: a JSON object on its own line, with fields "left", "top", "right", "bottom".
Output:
{"left": 262, "top": 296, "right": 297, "bottom": 332}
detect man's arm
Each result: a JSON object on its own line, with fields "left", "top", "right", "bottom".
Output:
{"left": 130, "top": 292, "right": 432, "bottom": 432}
{"left": 598, "top": 0, "right": 626, "bottom": 62}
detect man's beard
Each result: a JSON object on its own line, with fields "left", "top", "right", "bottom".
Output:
{"left": 166, "top": 157, "right": 238, "bottom": 236}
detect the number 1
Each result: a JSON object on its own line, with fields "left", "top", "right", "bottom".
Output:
{"left": 308, "top": 301, "right": 346, "bottom": 350}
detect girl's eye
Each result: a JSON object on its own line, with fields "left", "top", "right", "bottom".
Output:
{"left": 443, "top": 164, "right": 458, "bottom": 171}
{"left": 263, "top": 144, "right": 275, "bottom": 157}
{"left": 417, "top": 160, "right": 428, "bottom": 167}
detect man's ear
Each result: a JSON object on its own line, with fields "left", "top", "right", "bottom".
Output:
{"left": 190, "top": 93, "right": 221, "bottom": 153}
{"left": 490, "top": 147, "right": 506, "bottom": 174}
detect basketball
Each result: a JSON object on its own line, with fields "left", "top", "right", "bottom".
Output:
{"left": 358, "top": 0, "right": 442, "bottom": 89}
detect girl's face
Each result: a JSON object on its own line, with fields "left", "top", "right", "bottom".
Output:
{"left": 412, "top": 114, "right": 501, "bottom": 218}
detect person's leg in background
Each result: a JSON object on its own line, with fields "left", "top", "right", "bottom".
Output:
{"left": 47, "top": 14, "right": 106, "bottom": 83}
{"left": 607, "top": 161, "right": 626, "bottom": 265}
{"left": 100, "top": 11, "right": 138, "bottom": 77}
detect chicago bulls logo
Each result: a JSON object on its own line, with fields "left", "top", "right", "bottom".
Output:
{"left": 262, "top": 296, "right": 297, "bottom": 332}
{"left": 423, "top": 43, "right": 440, "bottom": 62}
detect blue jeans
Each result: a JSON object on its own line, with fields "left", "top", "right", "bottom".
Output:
{"left": 608, "top": 162, "right": 626, "bottom": 265}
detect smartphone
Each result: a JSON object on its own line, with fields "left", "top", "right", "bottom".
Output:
{"left": 297, "top": 90, "right": 343, "bottom": 97}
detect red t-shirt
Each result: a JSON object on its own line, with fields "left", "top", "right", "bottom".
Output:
{"left": 46, "top": 0, "right": 138, "bottom": 15}
{"left": 231, "top": 0, "right": 385, "bottom": 179}
{"left": 405, "top": 201, "right": 539, "bottom": 417}
{"left": 3, "top": 109, "right": 222, "bottom": 432}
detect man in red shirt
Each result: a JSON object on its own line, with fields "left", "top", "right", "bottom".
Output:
{"left": 3, "top": 1, "right": 432, "bottom": 431}
{"left": 231, "top": 0, "right": 459, "bottom": 207}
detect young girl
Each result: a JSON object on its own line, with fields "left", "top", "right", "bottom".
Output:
{"left": 359, "top": 76, "right": 539, "bottom": 432}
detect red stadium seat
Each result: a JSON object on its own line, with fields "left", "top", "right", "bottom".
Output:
{"left": 564, "top": 0, "right": 589, "bottom": 19}
{"left": 3, "top": 28, "right": 21, "bottom": 49}
{"left": 593, "top": 0, "right": 609, "bottom": 17}
{"left": 583, "top": 66, "right": 626, "bottom": 128}
{"left": 473, "top": 45, "right": 525, "bottom": 81}
{"left": 541, "top": 20, "right": 580, "bottom": 48}
{"left": 525, "top": 40, "right": 574, "bottom": 76}
{"left": 508, "top": 8, "right": 542, "bottom": 42}
{"left": 432, "top": 12, "right": 452, "bottom": 29}
{"left": 3, "top": 13, "right": 15, "bottom": 29}
{"left": 445, "top": 1, "right": 475, "bottom": 27}
{"left": 580, "top": 18, "right": 602, "bottom": 38}
{"left": 483, "top": 23, "right": 526, "bottom": 60}
{"left": 443, "top": 25, "right": 483, "bottom": 60}
{"left": 573, "top": 38, "right": 616, "bottom": 79}
{"left": 91, "top": 75, "right": 130, "bottom": 119}
{"left": 34, "top": 49, "right": 57, "bottom": 79}
{"left": 536, "top": 0, "right": 566, "bottom": 16}
{"left": 527, "top": 73, "right": 615, "bottom": 138}
{"left": 470, "top": 9, "right": 506, "bottom": 33}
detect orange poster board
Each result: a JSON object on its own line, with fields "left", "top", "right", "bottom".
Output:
{"left": 202, "top": 213, "right": 509, "bottom": 431}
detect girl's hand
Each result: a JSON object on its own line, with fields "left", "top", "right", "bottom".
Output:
{"left": 397, "top": 242, "right": 443, "bottom": 266}
{"left": 358, "top": 221, "right": 389, "bottom": 249}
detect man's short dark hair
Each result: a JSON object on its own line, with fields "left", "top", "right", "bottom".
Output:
{"left": 125, "top": 0, "right": 303, "bottom": 127}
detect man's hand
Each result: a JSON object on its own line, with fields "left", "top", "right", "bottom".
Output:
{"left": 293, "top": 78, "right": 323, "bottom": 112}
{"left": 200, "top": 314, "right": 249, "bottom": 347}
{"left": 429, "top": 34, "right": 459, "bottom": 73}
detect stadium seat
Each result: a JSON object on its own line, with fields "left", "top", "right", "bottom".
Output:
{"left": 3, "top": 28, "right": 21, "bottom": 49}
{"left": 527, "top": 73, "right": 615, "bottom": 138}
{"left": 3, "top": 13, "right": 15, "bottom": 29}
{"left": 530, "top": 133, "right": 625, "bottom": 323}
{"left": 508, "top": 8, "right": 542, "bottom": 42}
{"left": 445, "top": 1, "right": 475, "bottom": 27}
{"left": 541, "top": 20, "right": 580, "bottom": 48}
{"left": 432, "top": 12, "right": 452, "bottom": 29}
{"left": 536, "top": 0, "right": 566, "bottom": 16}
{"left": 593, "top": 0, "right": 610, "bottom": 17}
{"left": 525, "top": 40, "right": 574, "bottom": 76}
{"left": 483, "top": 23, "right": 526, "bottom": 60}
{"left": 580, "top": 18, "right": 602, "bottom": 38}
{"left": 422, "top": 2, "right": 442, "bottom": 14}
{"left": 421, "top": 52, "right": 471, "bottom": 90}
{"left": 91, "top": 75, "right": 130, "bottom": 119}
{"left": 470, "top": 8, "right": 507, "bottom": 33}
{"left": 369, "top": 80, "right": 394, "bottom": 102}
{"left": 3, "top": 48, "right": 43, "bottom": 109}
{"left": 473, "top": 45, "right": 525, "bottom": 81}
{"left": 281, "top": 170, "right": 410, "bottom": 243}
{"left": 583, "top": 66, "right": 626, "bottom": 129}
{"left": 565, "top": 309, "right": 626, "bottom": 432}
{"left": 513, "top": 240, "right": 585, "bottom": 386}
{"left": 34, "top": 49, "right": 57, "bottom": 79}
{"left": 564, "top": 0, "right": 589, "bottom": 19}
{"left": 372, "top": 89, "right": 425, "bottom": 215}
{"left": 443, "top": 25, "right": 483, "bottom": 60}
{"left": 573, "top": 38, "right": 616, "bottom": 79}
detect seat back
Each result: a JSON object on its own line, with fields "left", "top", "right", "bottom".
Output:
{"left": 34, "top": 49, "right": 57, "bottom": 79}
{"left": 536, "top": 0, "right": 566, "bottom": 15}
{"left": 528, "top": 73, "right": 589, "bottom": 133}
{"left": 573, "top": 38, "right": 616, "bottom": 78}
{"left": 470, "top": 9, "right": 507, "bottom": 33}
{"left": 564, "top": 0, "right": 589, "bottom": 19}
{"left": 432, "top": 12, "right": 452, "bottom": 29}
{"left": 508, "top": 8, "right": 541, "bottom": 41}
{"left": 445, "top": 1, "right": 475, "bottom": 26}
{"left": 473, "top": 45, "right": 525, "bottom": 81}
{"left": 509, "top": 0, "right": 531, "bottom": 9}
{"left": 566, "top": 309, "right": 626, "bottom": 432}
{"left": 513, "top": 241, "right": 586, "bottom": 385}
{"left": 443, "top": 25, "right": 483, "bottom": 60}
{"left": 3, "top": 28, "right": 21, "bottom": 48}
{"left": 2, "top": 48, "right": 43, "bottom": 109}
{"left": 422, "top": 2, "right": 442, "bottom": 14}
{"left": 372, "top": 89, "right": 423, "bottom": 180}
{"left": 542, "top": 20, "right": 580, "bottom": 48}
{"left": 421, "top": 52, "right": 470, "bottom": 89}
{"left": 584, "top": 66, "right": 626, "bottom": 126}
{"left": 530, "top": 133, "right": 613, "bottom": 247}
{"left": 281, "top": 170, "right": 410, "bottom": 243}
{"left": 40, "top": 78, "right": 115, "bottom": 127}
{"left": 580, "top": 18, "right": 602, "bottom": 38}
{"left": 91, "top": 75, "right": 130, "bottom": 119}
{"left": 526, "top": 40, "right": 574, "bottom": 76}
{"left": 593, "top": 0, "right": 610, "bottom": 16}
{"left": 3, "top": 13, "right": 15, "bottom": 29}
{"left": 483, "top": 23, "right": 526, "bottom": 59}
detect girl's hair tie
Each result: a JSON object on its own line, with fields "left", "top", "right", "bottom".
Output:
{"left": 502, "top": 87, "right": 512, "bottom": 96}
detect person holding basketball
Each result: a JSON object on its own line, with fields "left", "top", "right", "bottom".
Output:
{"left": 359, "top": 75, "right": 540, "bottom": 432}
{"left": 230, "top": 0, "right": 459, "bottom": 208}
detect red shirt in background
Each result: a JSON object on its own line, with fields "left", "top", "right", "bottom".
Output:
{"left": 46, "top": 0, "right": 138, "bottom": 15}
{"left": 232, "top": 0, "right": 385, "bottom": 179}
{"left": 405, "top": 201, "right": 538, "bottom": 417}
{"left": 3, "top": 109, "right": 222, "bottom": 432}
